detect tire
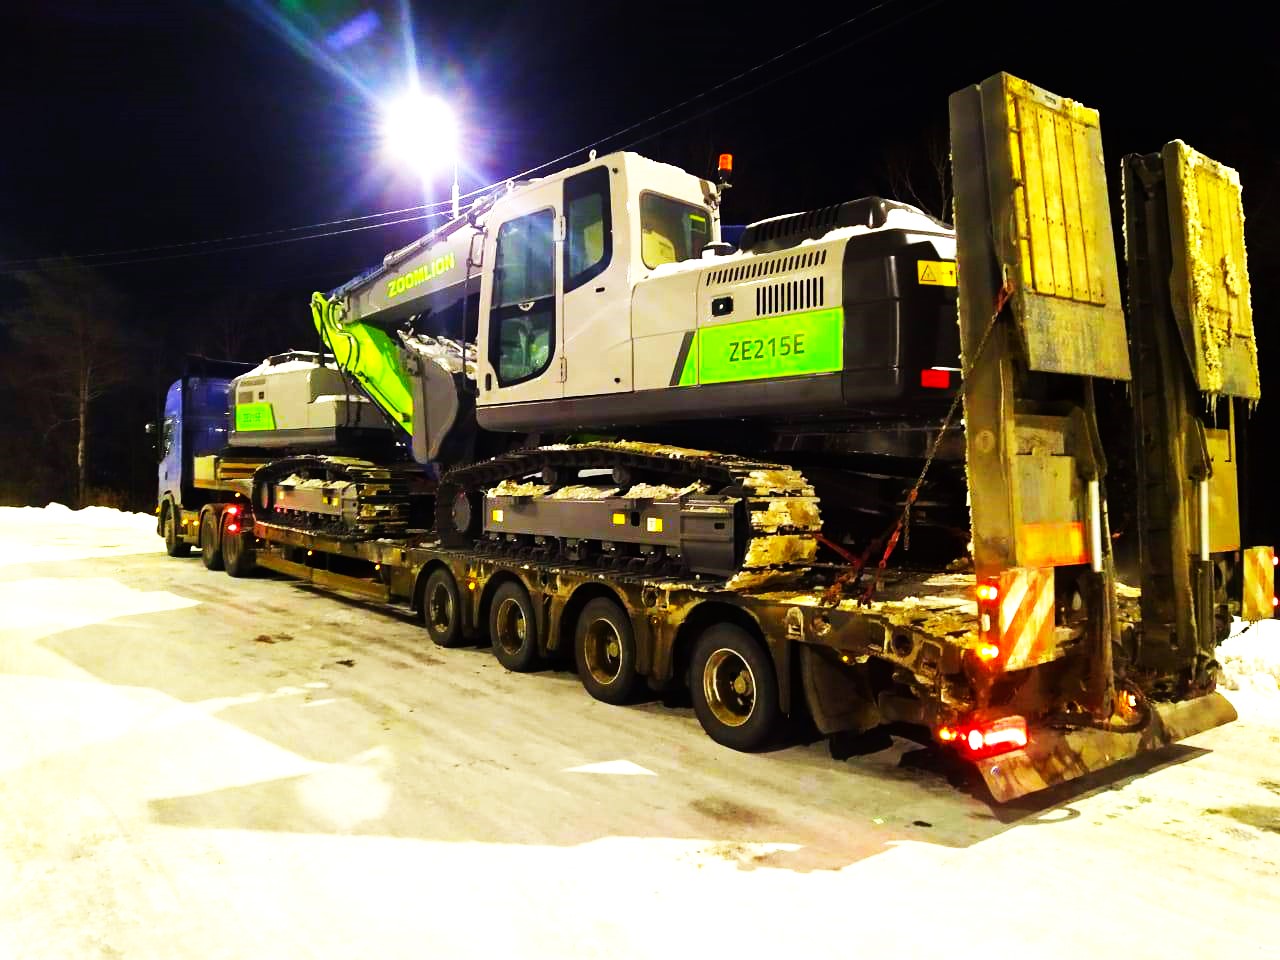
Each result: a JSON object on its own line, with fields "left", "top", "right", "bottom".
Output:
{"left": 574, "top": 596, "right": 639, "bottom": 704}
{"left": 222, "top": 518, "right": 255, "bottom": 578}
{"left": 200, "top": 512, "right": 224, "bottom": 571}
{"left": 488, "top": 579, "right": 541, "bottom": 672}
{"left": 689, "top": 623, "right": 780, "bottom": 752}
{"left": 163, "top": 504, "right": 190, "bottom": 557}
{"left": 421, "top": 567, "right": 466, "bottom": 648}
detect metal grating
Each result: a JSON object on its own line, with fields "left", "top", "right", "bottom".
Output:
{"left": 755, "top": 276, "right": 825, "bottom": 316}
{"left": 706, "top": 249, "right": 827, "bottom": 286}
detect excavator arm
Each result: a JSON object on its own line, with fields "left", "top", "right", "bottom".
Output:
{"left": 310, "top": 292, "right": 416, "bottom": 437}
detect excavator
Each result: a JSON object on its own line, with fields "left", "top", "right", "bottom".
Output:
{"left": 232, "top": 150, "right": 966, "bottom": 582}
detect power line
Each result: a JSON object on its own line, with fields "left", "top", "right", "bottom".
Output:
{"left": 0, "top": 199, "right": 453, "bottom": 270}
{"left": 501, "top": 0, "right": 917, "bottom": 182}
{"left": 616, "top": 0, "right": 949, "bottom": 153}
{"left": 0, "top": 0, "right": 936, "bottom": 275}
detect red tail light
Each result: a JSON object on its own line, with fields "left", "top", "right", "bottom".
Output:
{"left": 938, "top": 715, "right": 1028, "bottom": 758}
{"left": 225, "top": 505, "right": 239, "bottom": 516}
{"left": 920, "top": 368, "right": 951, "bottom": 389}
{"left": 225, "top": 522, "right": 240, "bottom": 534}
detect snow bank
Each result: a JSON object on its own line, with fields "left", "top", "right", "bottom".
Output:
{"left": 0, "top": 503, "right": 157, "bottom": 532}
{"left": 1218, "top": 618, "right": 1280, "bottom": 695}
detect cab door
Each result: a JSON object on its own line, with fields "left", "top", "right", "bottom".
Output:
{"left": 561, "top": 164, "right": 632, "bottom": 397}
{"left": 477, "top": 184, "right": 563, "bottom": 407}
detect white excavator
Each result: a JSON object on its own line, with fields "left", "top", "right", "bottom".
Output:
{"left": 229, "top": 149, "right": 964, "bottom": 581}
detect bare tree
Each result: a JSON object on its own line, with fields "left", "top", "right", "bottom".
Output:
{"left": 7, "top": 260, "right": 134, "bottom": 506}
{"left": 881, "top": 123, "right": 953, "bottom": 223}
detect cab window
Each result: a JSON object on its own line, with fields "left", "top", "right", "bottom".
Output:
{"left": 492, "top": 208, "right": 555, "bottom": 385}
{"left": 564, "top": 166, "right": 611, "bottom": 291}
{"left": 640, "top": 192, "right": 711, "bottom": 269}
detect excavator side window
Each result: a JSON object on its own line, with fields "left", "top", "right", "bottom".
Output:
{"left": 491, "top": 208, "right": 556, "bottom": 386}
{"left": 640, "top": 192, "right": 711, "bottom": 269}
{"left": 564, "top": 166, "right": 611, "bottom": 292}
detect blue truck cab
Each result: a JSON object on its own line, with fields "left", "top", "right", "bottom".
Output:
{"left": 154, "top": 358, "right": 252, "bottom": 560}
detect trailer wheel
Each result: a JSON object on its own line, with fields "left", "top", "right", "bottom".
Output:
{"left": 575, "top": 597, "right": 639, "bottom": 704}
{"left": 200, "top": 512, "right": 225, "bottom": 571}
{"left": 689, "top": 623, "right": 780, "bottom": 752}
{"left": 222, "top": 521, "right": 255, "bottom": 578}
{"left": 489, "top": 580, "right": 541, "bottom": 672}
{"left": 162, "top": 505, "right": 190, "bottom": 557}
{"left": 422, "top": 567, "right": 466, "bottom": 648}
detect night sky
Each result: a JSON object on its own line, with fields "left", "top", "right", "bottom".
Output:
{"left": 0, "top": 1, "right": 1274, "bottom": 540}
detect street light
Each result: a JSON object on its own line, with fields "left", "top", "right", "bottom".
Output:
{"left": 380, "top": 89, "right": 460, "bottom": 218}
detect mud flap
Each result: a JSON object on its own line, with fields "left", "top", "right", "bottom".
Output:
{"left": 976, "top": 693, "right": 1237, "bottom": 803}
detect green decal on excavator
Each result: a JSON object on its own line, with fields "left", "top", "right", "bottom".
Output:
{"left": 235, "top": 402, "right": 276, "bottom": 432}
{"left": 676, "top": 307, "right": 844, "bottom": 386}
{"left": 311, "top": 292, "right": 414, "bottom": 437}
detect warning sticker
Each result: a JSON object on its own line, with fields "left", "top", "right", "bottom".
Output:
{"left": 917, "top": 260, "right": 957, "bottom": 287}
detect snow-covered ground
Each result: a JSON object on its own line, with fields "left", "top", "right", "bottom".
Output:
{"left": 1, "top": 504, "right": 1278, "bottom": 960}
{"left": 0, "top": 503, "right": 160, "bottom": 567}
{"left": 1218, "top": 617, "right": 1280, "bottom": 724}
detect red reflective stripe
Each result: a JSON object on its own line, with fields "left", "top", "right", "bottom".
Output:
{"left": 997, "top": 568, "right": 1058, "bottom": 670}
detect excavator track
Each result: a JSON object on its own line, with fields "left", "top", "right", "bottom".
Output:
{"left": 251, "top": 455, "right": 419, "bottom": 539}
{"left": 435, "top": 441, "right": 822, "bottom": 584}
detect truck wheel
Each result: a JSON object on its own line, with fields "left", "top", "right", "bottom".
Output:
{"left": 163, "top": 505, "right": 190, "bottom": 557}
{"left": 689, "top": 623, "right": 780, "bottom": 752}
{"left": 422, "top": 567, "right": 466, "bottom": 648}
{"left": 575, "top": 597, "right": 639, "bottom": 704}
{"left": 489, "top": 579, "right": 541, "bottom": 672}
{"left": 222, "top": 521, "right": 255, "bottom": 578}
{"left": 200, "top": 513, "right": 225, "bottom": 571}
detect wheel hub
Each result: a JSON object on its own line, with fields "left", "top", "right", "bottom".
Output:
{"left": 495, "top": 598, "right": 526, "bottom": 655}
{"left": 703, "top": 648, "right": 757, "bottom": 728}
{"left": 429, "top": 584, "right": 453, "bottom": 630}
{"left": 584, "top": 619, "right": 623, "bottom": 684}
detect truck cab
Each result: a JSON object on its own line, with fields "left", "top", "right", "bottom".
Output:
{"left": 153, "top": 358, "right": 249, "bottom": 549}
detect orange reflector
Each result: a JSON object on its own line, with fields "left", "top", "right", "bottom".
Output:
{"left": 977, "top": 643, "right": 1001, "bottom": 661}
{"left": 717, "top": 152, "right": 733, "bottom": 173}
{"left": 937, "top": 726, "right": 958, "bottom": 742}
{"left": 1016, "top": 521, "right": 1089, "bottom": 567}
{"left": 468, "top": 580, "right": 477, "bottom": 591}
{"left": 976, "top": 583, "right": 999, "bottom": 602}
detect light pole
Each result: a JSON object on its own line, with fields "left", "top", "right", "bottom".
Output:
{"left": 380, "top": 88, "right": 460, "bottom": 219}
